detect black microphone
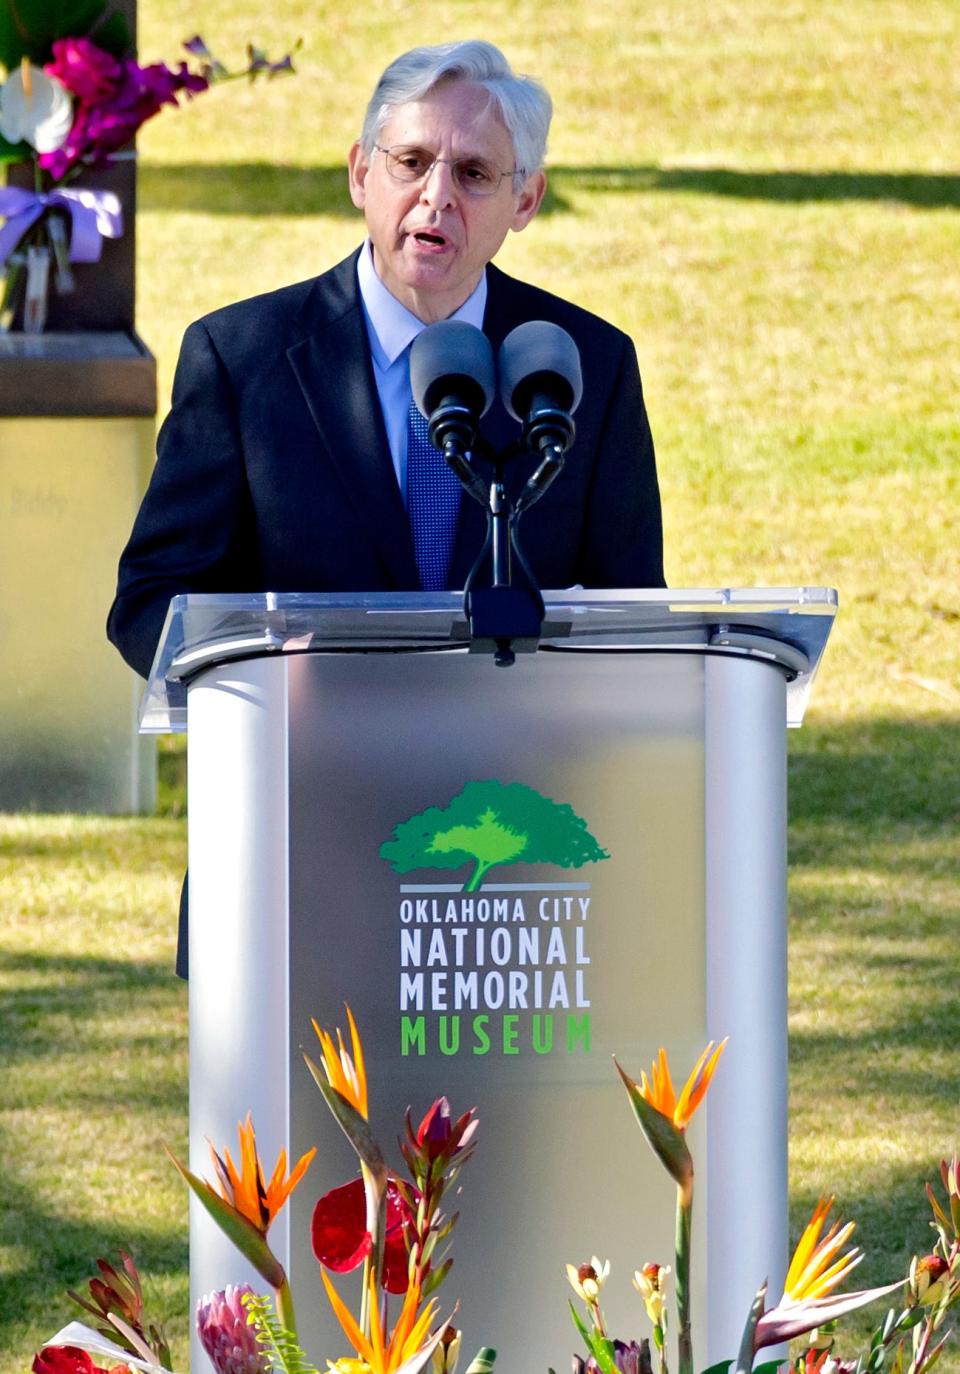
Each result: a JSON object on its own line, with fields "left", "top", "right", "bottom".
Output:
{"left": 498, "top": 320, "right": 583, "bottom": 458}
{"left": 410, "top": 321, "right": 495, "bottom": 467}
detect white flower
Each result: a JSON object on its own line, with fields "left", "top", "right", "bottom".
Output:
{"left": 0, "top": 62, "right": 73, "bottom": 153}
{"left": 566, "top": 1256, "right": 611, "bottom": 1302}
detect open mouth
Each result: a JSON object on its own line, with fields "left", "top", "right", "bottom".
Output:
{"left": 411, "top": 230, "right": 447, "bottom": 246}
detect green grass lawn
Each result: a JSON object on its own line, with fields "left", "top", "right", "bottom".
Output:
{"left": 2, "top": 0, "right": 959, "bottom": 1369}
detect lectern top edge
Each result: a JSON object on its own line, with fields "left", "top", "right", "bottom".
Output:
{"left": 140, "top": 587, "right": 837, "bottom": 734}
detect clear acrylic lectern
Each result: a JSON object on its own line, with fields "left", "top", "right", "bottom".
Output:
{"left": 143, "top": 588, "right": 836, "bottom": 1373}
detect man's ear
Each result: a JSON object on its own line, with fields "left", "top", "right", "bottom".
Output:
{"left": 511, "top": 170, "right": 547, "bottom": 233}
{"left": 348, "top": 141, "right": 370, "bottom": 209}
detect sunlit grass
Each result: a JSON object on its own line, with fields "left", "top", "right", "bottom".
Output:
{"left": 0, "top": 818, "right": 189, "bottom": 1365}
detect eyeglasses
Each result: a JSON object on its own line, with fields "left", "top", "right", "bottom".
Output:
{"left": 374, "top": 144, "right": 522, "bottom": 197}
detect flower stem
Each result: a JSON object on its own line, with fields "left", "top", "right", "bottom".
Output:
{"left": 360, "top": 1254, "right": 372, "bottom": 1338}
{"left": 274, "top": 1273, "right": 297, "bottom": 1340}
{"left": 675, "top": 1183, "right": 693, "bottom": 1374}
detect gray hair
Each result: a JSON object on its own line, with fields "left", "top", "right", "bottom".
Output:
{"left": 360, "top": 40, "right": 552, "bottom": 184}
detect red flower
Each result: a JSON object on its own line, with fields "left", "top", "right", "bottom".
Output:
{"left": 406, "top": 1096, "right": 478, "bottom": 1169}
{"left": 32, "top": 1348, "right": 126, "bottom": 1374}
{"left": 416, "top": 1097, "right": 453, "bottom": 1157}
{"left": 312, "top": 1177, "right": 413, "bottom": 1294}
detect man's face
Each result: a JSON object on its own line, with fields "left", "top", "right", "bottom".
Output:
{"left": 348, "top": 79, "right": 546, "bottom": 323}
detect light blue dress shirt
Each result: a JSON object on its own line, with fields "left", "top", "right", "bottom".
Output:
{"left": 356, "top": 239, "right": 488, "bottom": 506}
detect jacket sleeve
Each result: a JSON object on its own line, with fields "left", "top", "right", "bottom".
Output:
{"left": 579, "top": 333, "right": 666, "bottom": 589}
{"left": 106, "top": 320, "right": 257, "bottom": 678}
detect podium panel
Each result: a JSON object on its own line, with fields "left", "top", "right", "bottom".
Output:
{"left": 182, "top": 624, "right": 800, "bottom": 1370}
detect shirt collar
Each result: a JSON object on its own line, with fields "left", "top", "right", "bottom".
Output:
{"left": 357, "top": 239, "right": 488, "bottom": 368}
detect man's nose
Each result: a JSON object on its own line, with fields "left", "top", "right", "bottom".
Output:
{"left": 419, "top": 158, "right": 457, "bottom": 209}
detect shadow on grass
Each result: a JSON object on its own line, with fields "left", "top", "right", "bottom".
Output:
{"left": 0, "top": 947, "right": 187, "bottom": 1354}
{"left": 138, "top": 161, "right": 960, "bottom": 216}
{"left": 788, "top": 715, "right": 960, "bottom": 837}
{"left": 0, "top": 950, "right": 182, "bottom": 1055}
{"left": 0, "top": 1170, "right": 187, "bottom": 1358}
{"left": 787, "top": 717, "right": 960, "bottom": 1113}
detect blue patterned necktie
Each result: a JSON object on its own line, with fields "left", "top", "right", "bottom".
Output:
{"left": 406, "top": 397, "right": 462, "bottom": 591}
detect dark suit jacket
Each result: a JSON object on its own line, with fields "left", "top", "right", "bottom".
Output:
{"left": 107, "top": 249, "right": 664, "bottom": 678}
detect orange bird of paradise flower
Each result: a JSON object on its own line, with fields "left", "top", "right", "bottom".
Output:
{"left": 169, "top": 1113, "right": 315, "bottom": 1327}
{"left": 208, "top": 1112, "right": 317, "bottom": 1235}
{"left": 322, "top": 1269, "right": 449, "bottom": 1374}
{"left": 781, "top": 1195, "right": 862, "bottom": 1302}
{"left": 754, "top": 1196, "right": 901, "bottom": 1350}
{"left": 637, "top": 1040, "right": 727, "bottom": 1131}
{"left": 312, "top": 1004, "right": 369, "bottom": 1120}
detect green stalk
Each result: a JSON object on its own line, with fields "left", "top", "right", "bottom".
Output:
{"left": 675, "top": 1182, "right": 693, "bottom": 1374}
{"left": 274, "top": 1273, "right": 298, "bottom": 1341}
{"left": 359, "top": 1254, "right": 372, "bottom": 1338}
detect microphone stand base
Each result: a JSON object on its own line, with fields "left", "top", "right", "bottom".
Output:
{"left": 466, "top": 586, "right": 544, "bottom": 664}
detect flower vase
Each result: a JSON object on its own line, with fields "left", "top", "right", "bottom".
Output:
{"left": 23, "top": 243, "right": 52, "bottom": 333}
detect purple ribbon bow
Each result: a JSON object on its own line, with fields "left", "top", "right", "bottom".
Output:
{"left": 0, "top": 186, "right": 123, "bottom": 268}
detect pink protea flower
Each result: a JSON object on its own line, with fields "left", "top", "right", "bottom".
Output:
{"left": 196, "top": 1286, "right": 268, "bottom": 1374}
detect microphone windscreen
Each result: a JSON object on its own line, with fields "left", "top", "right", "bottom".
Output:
{"left": 498, "top": 321, "right": 583, "bottom": 421}
{"left": 410, "top": 321, "right": 496, "bottom": 419}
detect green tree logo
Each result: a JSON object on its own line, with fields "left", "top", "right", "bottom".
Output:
{"left": 379, "top": 780, "right": 610, "bottom": 892}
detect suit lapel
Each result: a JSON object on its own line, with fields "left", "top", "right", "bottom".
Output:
{"left": 286, "top": 255, "right": 544, "bottom": 592}
{"left": 286, "top": 252, "right": 419, "bottom": 588}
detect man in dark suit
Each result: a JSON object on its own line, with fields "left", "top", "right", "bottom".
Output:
{"left": 108, "top": 39, "right": 664, "bottom": 680}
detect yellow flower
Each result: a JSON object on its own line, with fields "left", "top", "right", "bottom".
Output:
{"left": 755, "top": 1197, "right": 901, "bottom": 1352}
{"left": 637, "top": 1041, "right": 727, "bottom": 1131}
{"left": 910, "top": 1254, "right": 951, "bottom": 1306}
{"left": 633, "top": 1262, "right": 671, "bottom": 1326}
{"left": 322, "top": 1270, "right": 446, "bottom": 1374}
{"left": 328, "top": 1363, "right": 373, "bottom": 1374}
{"left": 313, "top": 1005, "right": 369, "bottom": 1119}
{"left": 782, "top": 1197, "right": 862, "bottom": 1303}
{"left": 566, "top": 1257, "right": 611, "bottom": 1303}
{"left": 208, "top": 1112, "right": 316, "bottom": 1235}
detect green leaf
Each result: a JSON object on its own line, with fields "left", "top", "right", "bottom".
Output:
{"left": 584, "top": 1331, "right": 618, "bottom": 1374}
{"left": 166, "top": 1148, "right": 285, "bottom": 1289}
{"left": 950, "top": 1188, "right": 960, "bottom": 1238}
{"left": 699, "top": 1362, "right": 733, "bottom": 1374}
{"left": 734, "top": 1282, "right": 767, "bottom": 1374}
{"left": 0, "top": 134, "right": 30, "bottom": 163}
{"left": 302, "top": 1050, "right": 388, "bottom": 1184}
{"left": 752, "top": 1361, "right": 782, "bottom": 1374}
{"left": 0, "top": 0, "right": 109, "bottom": 65}
{"left": 569, "top": 1298, "right": 593, "bottom": 1345}
{"left": 463, "top": 1348, "right": 497, "bottom": 1374}
{"left": 88, "top": 8, "right": 131, "bottom": 58}
{"left": 614, "top": 1057, "right": 693, "bottom": 1189}
{"left": 422, "top": 1255, "right": 453, "bottom": 1297}
{"left": 567, "top": 1305, "right": 617, "bottom": 1374}
{"left": 243, "top": 1291, "right": 320, "bottom": 1374}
